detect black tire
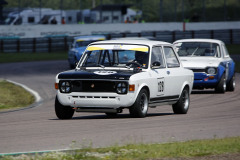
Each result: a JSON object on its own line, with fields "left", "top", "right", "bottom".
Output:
{"left": 129, "top": 89, "right": 149, "bottom": 118}
{"left": 227, "top": 74, "right": 235, "bottom": 92}
{"left": 55, "top": 96, "right": 74, "bottom": 119}
{"left": 172, "top": 87, "right": 190, "bottom": 114}
{"left": 215, "top": 74, "right": 226, "bottom": 93}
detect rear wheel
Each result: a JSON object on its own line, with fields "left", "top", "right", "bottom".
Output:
{"left": 172, "top": 87, "right": 190, "bottom": 114}
{"left": 55, "top": 96, "right": 74, "bottom": 119}
{"left": 215, "top": 74, "right": 226, "bottom": 93}
{"left": 227, "top": 74, "right": 235, "bottom": 92}
{"left": 129, "top": 89, "right": 149, "bottom": 118}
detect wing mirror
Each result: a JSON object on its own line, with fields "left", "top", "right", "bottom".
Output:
{"left": 151, "top": 61, "right": 161, "bottom": 69}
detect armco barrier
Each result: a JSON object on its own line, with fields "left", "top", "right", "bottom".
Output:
{"left": 0, "top": 29, "right": 239, "bottom": 53}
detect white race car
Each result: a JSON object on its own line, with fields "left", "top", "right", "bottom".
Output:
{"left": 55, "top": 40, "right": 194, "bottom": 119}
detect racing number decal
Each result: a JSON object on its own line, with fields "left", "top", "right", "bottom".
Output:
{"left": 157, "top": 78, "right": 165, "bottom": 95}
{"left": 158, "top": 81, "right": 164, "bottom": 92}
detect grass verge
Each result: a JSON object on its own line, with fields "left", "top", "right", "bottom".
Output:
{"left": 1, "top": 137, "right": 240, "bottom": 160}
{"left": 0, "top": 80, "right": 35, "bottom": 111}
{"left": 0, "top": 52, "right": 67, "bottom": 63}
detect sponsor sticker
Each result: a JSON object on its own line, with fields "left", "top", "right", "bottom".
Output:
{"left": 94, "top": 71, "right": 117, "bottom": 75}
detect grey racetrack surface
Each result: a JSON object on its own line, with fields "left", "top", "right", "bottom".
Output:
{"left": 0, "top": 60, "right": 239, "bottom": 154}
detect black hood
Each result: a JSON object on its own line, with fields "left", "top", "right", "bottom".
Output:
{"left": 58, "top": 69, "right": 141, "bottom": 80}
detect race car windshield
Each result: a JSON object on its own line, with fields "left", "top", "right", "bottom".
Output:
{"left": 80, "top": 45, "right": 149, "bottom": 69}
{"left": 75, "top": 40, "right": 95, "bottom": 48}
{"left": 175, "top": 42, "right": 221, "bottom": 57}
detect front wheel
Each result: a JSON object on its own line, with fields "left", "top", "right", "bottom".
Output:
{"left": 55, "top": 96, "right": 74, "bottom": 119}
{"left": 227, "top": 74, "right": 235, "bottom": 92}
{"left": 129, "top": 89, "right": 149, "bottom": 118}
{"left": 215, "top": 74, "right": 226, "bottom": 93}
{"left": 172, "top": 87, "right": 190, "bottom": 114}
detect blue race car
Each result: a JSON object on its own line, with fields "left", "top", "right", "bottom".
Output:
{"left": 68, "top": 35, "right": 106, "bottom": 69}
{"left": 174, "top": 39, "right": 235, "bottom": 93}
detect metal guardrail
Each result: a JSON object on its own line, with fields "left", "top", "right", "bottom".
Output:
{"left": 0, "top": 29, "right": 240, "bottom": 53}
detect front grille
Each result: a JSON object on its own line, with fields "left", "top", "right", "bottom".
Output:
{"left": 71, "top": 96, "right": 116, "bottom": 99}
{"left": 71, "top": 80, "right": 118, "bottom": 92}
{"left": 190, "top": 69, "right": 206, "bottom": 73}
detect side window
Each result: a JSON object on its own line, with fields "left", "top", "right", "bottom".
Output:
{"left": 164, "top": 47, "right": 180, "bottom": 68}
{"left": 151, "top": 46, "right": 165, "bottom": 68}
{"left": 222, "top": 44, "right": 229, "bottom": 57}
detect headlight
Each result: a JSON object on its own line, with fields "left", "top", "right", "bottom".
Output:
{"left": 116, "top": 82, "right": 128, "bottom": 94}
{"left": 60, "top": 81, "right": 71, "bottom": 93}
{"left": 206, "top": 67, "right": 217, "bottom": 74}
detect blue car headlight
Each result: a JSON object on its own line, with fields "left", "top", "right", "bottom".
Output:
{"left": 206, "top": 67, "right": 217, "bottom": 74}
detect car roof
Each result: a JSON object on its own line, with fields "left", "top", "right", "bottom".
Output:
{"left": 74, "top": 35, "right": 106, "bottom": 41}
{"left": 90, "top": 40, "right": 171, "bottom": 46}
{"left": 174, "top": 38, "right": 224, "bottom": 44}
{"left": 114, "top": 37, "right": 156, "bottom": 40}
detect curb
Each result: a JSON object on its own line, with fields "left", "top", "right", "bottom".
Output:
{"left": 0, "top": 79, "right": 43, "bottom": 114}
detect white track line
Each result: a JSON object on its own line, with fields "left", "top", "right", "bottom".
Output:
{"left": 0, "top": 79, "right": 43, "bottom": 113}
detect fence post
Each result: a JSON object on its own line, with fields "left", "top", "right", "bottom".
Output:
{"left": 211, "top": 30, "right": 214, "bottom": 39}
{"left": 17, "top": 39, "right": 20, "bottom": 53}
{"left": 172, "top": 31, "right": 176, "bottom": 43}
{"left": 230, "top": 29, "right": 233, "bottom": 44}
{"left": 0, "top": 40, "right": 2, "bottom": 53}
{"left": 191, "top": 30, "right": 195, "bottom": 38}
{"left": 64, "top": 36, "right": 68, "bottom": 51}
{"left": 33, "top": 38, "right": 36, "bottom": 53}
{"left": 48, "top": 37, "right": 52, "bottom": 53}
{"left": 107, "top": 34, "right": 111, "bottom": 40}
{"left": 153, "top": 31, "right": 156, "bottom": 38}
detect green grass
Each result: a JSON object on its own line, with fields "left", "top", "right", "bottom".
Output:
{"left": 0, "top": 80, "right": 35, "bottom": 111}
{"left": 1, "top": 137, "right": 240, "bottom": 160}
{"left": 0, "top": 52, "right": 67, "bottom": 63}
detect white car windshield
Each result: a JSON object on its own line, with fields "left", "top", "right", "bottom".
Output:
{"left": 175, "top": 42, "right": 220, "bottom": 57}
{"left": 80, "top": 44, "right": 149, "bottom": 69}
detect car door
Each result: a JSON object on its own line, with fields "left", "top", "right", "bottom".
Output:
{"left": 148, "top": 46, "right": 169, "bottom": 102}
{"left": 221, "top": 43, "right": 234, "bottom": 81}
{"left": 163, "top": 46, "right": 185, "bottom": 97}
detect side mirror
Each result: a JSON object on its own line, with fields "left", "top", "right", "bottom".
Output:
{"left": 151, "top": 61, "right": 161, "bottom": 69}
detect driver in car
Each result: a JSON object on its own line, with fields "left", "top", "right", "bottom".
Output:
{"left": 134, "top": 51, "right": 148, "bottom": 68}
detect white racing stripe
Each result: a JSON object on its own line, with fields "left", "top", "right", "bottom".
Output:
{"left": 0, "top": 148, "right": 74, "bottom": 156}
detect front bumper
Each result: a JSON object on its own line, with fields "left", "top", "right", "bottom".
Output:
{"left": 57, "top": 91, "right": 135, "bottom": 109}
{"left": 193, "top": 72, "right": 219, "bottom": 88}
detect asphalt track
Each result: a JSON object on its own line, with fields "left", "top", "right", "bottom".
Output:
{"left": 0, "top": 60, "right": 239, "bottom": 154}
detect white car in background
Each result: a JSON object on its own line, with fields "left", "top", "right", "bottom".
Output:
{"left": 55, "top": 40, "right": 194, "bottom": 119}
{"left": 173, "top": 39, "right": 235, "bottom": 93}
